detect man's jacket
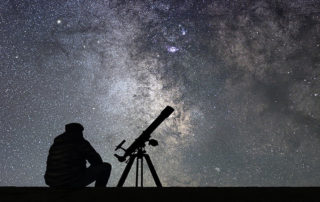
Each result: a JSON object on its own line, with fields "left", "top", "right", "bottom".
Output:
{"left": 44, "top": 133, "right": 103, "bottom": 187}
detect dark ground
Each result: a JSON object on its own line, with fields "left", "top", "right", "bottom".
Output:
{"left": 0, "top": 187, "right": 319, "bottom": 202}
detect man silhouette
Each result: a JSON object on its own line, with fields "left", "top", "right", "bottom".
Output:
{"left": 44, "top": 123, "right": 111, "bottom": 187}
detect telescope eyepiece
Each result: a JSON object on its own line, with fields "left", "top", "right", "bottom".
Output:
{"left": 114, "top": 154, "right": 126, "bottom": 162}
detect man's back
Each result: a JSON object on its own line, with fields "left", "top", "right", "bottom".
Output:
{"left": 45, "top": 132, "right": 103, "bottom": 187}
{"left": 44, "top": 123, "right": 110, "bottom": 188}
{"left": 45, "top": 133, "right": 84, "bottom": 187}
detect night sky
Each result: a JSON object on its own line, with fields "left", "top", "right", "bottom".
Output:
{"left": 1, "top": 0, "right": 320, "bottom": 186}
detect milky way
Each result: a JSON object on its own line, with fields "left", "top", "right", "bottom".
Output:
{"left": 1, "top": 0, "right": 320, "bottom": 186}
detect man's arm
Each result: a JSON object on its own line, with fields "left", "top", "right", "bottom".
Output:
{"left": 81, "top": 140, "right": 103, "bottom": 166}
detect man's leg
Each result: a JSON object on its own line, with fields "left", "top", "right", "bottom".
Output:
{"left": 94, "top": 162, "right": 112, "bottom": 187}
{"left": 76, "top": 162, "right": 112, "bottom": 187}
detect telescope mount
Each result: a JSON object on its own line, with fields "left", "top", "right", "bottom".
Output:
{"left": 117, "top": 146, "right": 162, "bottom": 187}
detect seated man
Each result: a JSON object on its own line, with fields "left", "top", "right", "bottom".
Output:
{"left": 44, "top": 123, "right": 111, "bottom": 187}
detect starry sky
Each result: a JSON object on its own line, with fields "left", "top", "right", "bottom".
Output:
{"left": 1, "top": 0, "right": 320, "bottom": 187}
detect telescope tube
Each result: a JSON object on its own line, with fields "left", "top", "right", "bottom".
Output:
{"left": 140, "top": 106, "right": 174, "bottom": 140}
{"left": 115, "top": 106, "right": 174, "bottom": 162}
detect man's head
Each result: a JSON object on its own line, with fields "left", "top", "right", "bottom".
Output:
{"left": 65, "top": 123, "right": 84, "bottom": 137}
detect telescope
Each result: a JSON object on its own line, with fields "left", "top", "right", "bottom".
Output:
{"left": 114, "top": 105, "right": 174, "bottom": 162}
{"left": 114, "top": 105, "right": 174, "bottom": 187}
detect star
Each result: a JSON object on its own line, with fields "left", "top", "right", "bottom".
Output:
{"left": 167, "top": 46, "right": 179, "bottom": 53}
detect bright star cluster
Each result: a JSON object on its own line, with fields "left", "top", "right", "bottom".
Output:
{"left": 1, "top": 0, "right": 320, "bottom": 186}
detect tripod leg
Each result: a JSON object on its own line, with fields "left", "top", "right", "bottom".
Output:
{"left": 143, "top": 154, "right": 162, "bottom": 187}
{"left": 117, "top": 155, "right": 136, "bottom": 187}
{"left": 136, "top": 156, "right": 139, "bottom": 187}
{"left": 141, "top": 157, "right": 143, "bottom": 187}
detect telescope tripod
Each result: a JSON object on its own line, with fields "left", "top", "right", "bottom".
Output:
{"left": 117, "top": 147, "right": 162, "bottom": 187}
